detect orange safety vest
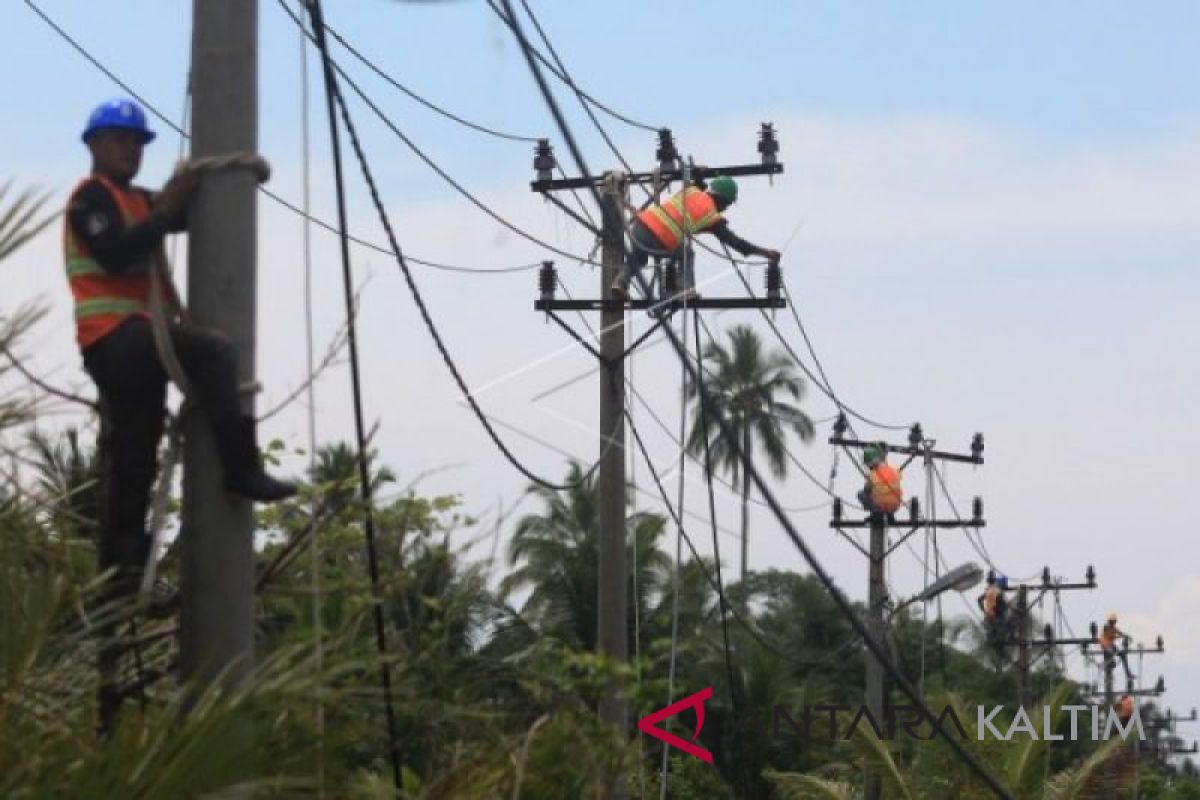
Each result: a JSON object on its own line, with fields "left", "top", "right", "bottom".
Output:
{"left": 868, "top": 463, "right": 904, "bottom": 513}
{"left": 1118, "top": 695, "right": 1134, "bottom": 720}
{"left": 637, "top": 187, "right": 723, "bottom": 251}
{"left": 64, "top": 175, "right": 165, "bottom": 350}
{"left": 1098, "top": 625, "right": 1120, "bottom": 650}
{"left": 982, "top": 586, "right": 1000, "bottom": 619}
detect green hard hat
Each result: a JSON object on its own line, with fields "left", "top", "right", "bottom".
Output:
{"left": 708, "top": 175, "right": 738, "bottom": 204}
{"left": 863, "top": 444, "right": 885, "bottom": 466}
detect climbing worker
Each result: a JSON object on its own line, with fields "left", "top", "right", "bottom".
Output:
{"left": 857, "top": 442, "right": 904, "bottom": 522}
{"left": 1098, "top": 613, "right": 1132, "bottom": 676}
{"left": 1117, "top": 693, "right": 1135, "bottom": 725}
{"left": 610, "top": 175, "right": 780, "bottom": 301}
{"left": 977, "top": 574, "right": 1011, "bottom": 644}
{"left": 66, "top": 98, "right": 298, "bottom": 597}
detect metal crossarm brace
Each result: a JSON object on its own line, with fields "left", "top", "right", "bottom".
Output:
{"left": 544, "top": 310, "right": 604, "bottom": 363}
{"left": 620, "top": 311, "right": 676, "bottom": 362}
{"left": 534, "top": 296, "right": 785, "bottom": 312}
{"left": 538, "top": 191, "right": 602, "bottom": 238}
{"left": 832, "top": 517, "right": 985, "bottom": 529}
{"left": 532, "top": 161, "right": 784, "bottom": 192}
{"left": 829, "top": 436, "right": 984, "bottom": 466}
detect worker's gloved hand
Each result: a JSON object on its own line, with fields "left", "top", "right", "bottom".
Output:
{"left": 154, "top": 161, "right": 199, "bottom": 221}
{"left": 764, "top": 249, "right": 781, "bottom": 266}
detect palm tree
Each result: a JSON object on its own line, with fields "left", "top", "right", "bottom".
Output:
{"left": 500, "top": 461, "right": 670, "bottom": 652}
{"left": 686, "top": 324, "right": 815, "bottom": 582}
{"left": 24, "top": 426, "right": 102, "bottom": 545}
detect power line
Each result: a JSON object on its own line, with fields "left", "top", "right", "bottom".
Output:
{"left": 725, "top": 251, "right": 913, "bottom": 433}
{"left": 499, "top": 0, "right": 775, "bottom": 276}
{"left": 308, "top": 4, "right": 603, "bottom": 493}
{"left": 307, "top": 0, "right": 402, "bottom": 789}
{"left": 321, "top": 17, "right": 540, "bottom": 143}
{"left": 690, "top": 306, "right": 857, "bottom": 508}
{"left": 274, "top": 0, "right": 605, "bottom": 268}
{"left": 500, "top": 7, "right": 1013, "bottom": 794}
{"left": 23, "top": 0, "right": 540, "bottom": 276}
{"left": 484, "top": 0, "right": 660, "bottom": 134}
{"left": 780, "top": 277, "right": 912, "bottom": 432}
{"left": 508, "top": 0, "right": 641, "bottom": 183}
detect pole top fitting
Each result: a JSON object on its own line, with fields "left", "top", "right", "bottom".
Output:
{"left": 971, "top": 432, "right": 984, "bottom": 462}
{"left": 534, "top": 139, "right": 556, "bottom": 182}
{"left": 656, "top": 128, "right": 678, "bottom": 170}
{"left": 758, "top": 122, "right": 779, "bottom": 166}
{"left": 908, "top": 423, "right": 924, "bottom": 448}
{"left": 833, "top": 413, "right": 849, "bottom": 437}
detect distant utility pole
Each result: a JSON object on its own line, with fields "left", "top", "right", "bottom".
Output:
{"left": 830, "top": 419, "right": 984, "bottom": 800}
{"left": 531, "top": 128, "right": 783, "bottom": 798}
{"left": 180, "top": 0, "right": 257, "bottom": 695}
{"left": 1012, "top": 566, "right": 1098, "bottom": 710}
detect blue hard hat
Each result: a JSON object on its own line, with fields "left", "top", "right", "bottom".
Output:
{"left": 996, "top": 575, "right": 1009, "bottom": 589}
{"left": 82, "top": 99, "right": 156, "bottom": 144}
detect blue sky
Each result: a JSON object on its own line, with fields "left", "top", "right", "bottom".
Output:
{"left": 5, "top": 0, "right": 1200, "bottom": 755}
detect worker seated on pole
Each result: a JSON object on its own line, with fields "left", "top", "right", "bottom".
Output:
{"left": 1117, "top": 693, "right": 1135, "bottom": 725}
{"left": 856, "top": 443, "right": 903, "bottom": 524}
{"left": 610, "top": 175, "right": 780, "bottom": 301}
{"left": 66, "top": 99, "right": 297, "bottom": 595}
{"left": 977, "top": 574, "right": 1011, "bottom": 644}
{"left": 1098, "top": 612, "right": 1132, "bottom": 677}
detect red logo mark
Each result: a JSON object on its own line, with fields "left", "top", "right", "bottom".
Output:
{"left": 637, "top": 686, "right": 714, "bottom": 764}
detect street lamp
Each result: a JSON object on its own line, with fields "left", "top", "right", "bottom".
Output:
{"left": 888, "top": 562, "right": 983, "bottom": 620}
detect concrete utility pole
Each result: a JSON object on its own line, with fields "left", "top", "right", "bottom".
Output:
{"left": 864, "top": 513, "right": 887, "bottom": 800}
{"left": 597, "top": 171, "right": 628, "bottom": 749}
{"left": 529, "top": 132, "right": 783, "bottom": 798}
{"left": 181, "top": 0, "right": 258, "bottom": 692}
{"left": 829, "top": 421, "right": 986, "bottom": 800}
{"left": 1016, "top": 585, "right": 1032, "bottom": 710}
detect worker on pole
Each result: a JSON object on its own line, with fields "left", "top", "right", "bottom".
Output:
{"left": 1099, "top": 613, "right": 1132, "bottom": 677}
{"left": 610, "top": 175, "right": 780, "bottom": 301}
{"left": 857, "top": 443, "right": 904, "bottom": 523}
{"left": 66, "top": 99, "right": 297, "bottom": 597}
{"left": 977, "top": 573, "right": 1010, "bottom": 645}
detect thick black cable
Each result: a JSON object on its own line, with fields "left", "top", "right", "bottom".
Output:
{"left": 690, "top": 307, "right": 860, "bottom": 507}
{"left": 484, "top": 0, "right": 659, "bottom": 134}
{"left": 512, "top": 0, "right": 641, "bottom": 181}
{"left": 310, "top": 7, "right": 605, "bottom": 492}
{"left": 25, "top": 0, "right": 540, "bottom": 276}
{"left": 275, "top": 0, "right": 604, "bottom": 269}
{"left": 929, "top": 461, "right": 1041, "bottom": 585}
{"left": 625, "top": 409, "right": 842, "bottom": 670}
{"left": 500, "top": 6, "right": 1014, "bottom": 794}
{"left": 627, "top": 378, "right": 833, "bottom": 514}
{"left": 781, "top": 278, "right": 911, "bottom": 431}
{"left": 322, "top": 19, "right": 539, "bottom": 143}
{"left": 495, "top": 0, "right": 776, "bottom": 277}
{"left": 306, "top": 0, "right": 402, "bottom": 790}
{"left": 727, "top": 251, "right": 911, "bottom": 434}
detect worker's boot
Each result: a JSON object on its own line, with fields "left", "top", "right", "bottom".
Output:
{"left": 215, "top": 415, "right": 298, "bottom": 502}
{"left": 611, "top": 275, "right": 629, "bottom": 301}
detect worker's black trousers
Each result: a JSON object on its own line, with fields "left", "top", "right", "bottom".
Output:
{"left": 82, "top": 316, "right": 243, "bottom": 594}
{"left": 84, "top": 316, "right": 245, "bottom": 735}
{"left": 623, "top": 219, "right": 696, "bottom": 291}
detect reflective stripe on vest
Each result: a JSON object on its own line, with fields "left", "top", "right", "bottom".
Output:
{"left": 64, "top": 175, "right": 154, "bottom": 349}
{"left": 638, "top": 187, "right": 722, "bottom": 251}
{"left": 74, "top": 297, "right": 148, "bottom": 319}
{"left": 868, "top": 464, "right": 903, "bottom": 512}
